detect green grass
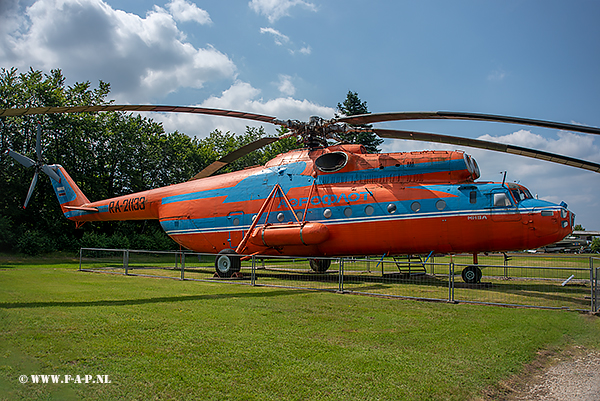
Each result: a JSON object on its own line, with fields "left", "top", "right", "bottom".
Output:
{"left": 1, "top": 254, "right": 599, "bottom": 400}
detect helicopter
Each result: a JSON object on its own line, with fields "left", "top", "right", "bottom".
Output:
{"left": 3, "top": 105, "right": 600, "bottom": 282}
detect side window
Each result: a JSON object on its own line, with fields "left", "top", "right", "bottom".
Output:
{"left": 493, "top": 193, "right": 512, "bottom": 207}
{"left": 469, "top": 191, "right": 477, "bottom": 204}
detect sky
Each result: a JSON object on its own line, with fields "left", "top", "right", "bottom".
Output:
{"left": 1, "top": 0, "right": 599, "bottom": 230}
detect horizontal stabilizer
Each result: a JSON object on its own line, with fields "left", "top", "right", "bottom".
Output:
{"left": 63, "top": 205, "right": 98, "bottom": 212}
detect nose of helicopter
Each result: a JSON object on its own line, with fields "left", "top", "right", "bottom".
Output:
{"left": 518, "top": 198, "right": 574, "bottom": 248}
{"left": 542, "top": 201, "right": 575, "bottom": 244}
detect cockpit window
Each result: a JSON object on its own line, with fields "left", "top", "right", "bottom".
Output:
{"left": 507, "top": 183, "right": 533, "bottom": 203}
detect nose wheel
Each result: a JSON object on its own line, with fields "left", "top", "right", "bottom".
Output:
{"left": 461, "top": 265, "right": 482, "bottom": 283}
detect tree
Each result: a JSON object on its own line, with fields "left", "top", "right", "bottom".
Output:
{"left": 0, "top": 67, "right": 302, "bottom": 254}
{"left": 336, "top": 91, "right": 383, "bottom": 153}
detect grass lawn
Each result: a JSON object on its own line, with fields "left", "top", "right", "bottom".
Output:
{"left": 1, "top": 253, "right": 599, "bottom": 400}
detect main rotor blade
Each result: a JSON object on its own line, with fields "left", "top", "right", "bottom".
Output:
{"left": 0, "top": 105, "right": 278, "bottom": 125}
{"left": 374, "top": 128, "right": 600, "bottom": 173}
{"left": 190, "top": 136, "right": 281, "bottom": 180}
{"left": 23, "top": 171, "right": 39, "bottom": 209}
{"left": 339, "top": 112, "right": 600, "bottom": 136}
{"left": 7, "top": 149, "right": 35, "bottom": 168}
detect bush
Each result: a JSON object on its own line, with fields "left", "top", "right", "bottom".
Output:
{"left": 16, "top": 230, "right": 56, "bottom": 255}
{"left": 0, "top": 215, "right": 16, "bottom": 252}
{"left": 592, "top": 238, "right": 600, "bottom": 253}
{"left": 79, "top": 232, "right": 109, "bottom": 249}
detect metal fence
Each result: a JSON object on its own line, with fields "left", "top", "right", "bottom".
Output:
{"left": 78, "top": 248, "right": 600, "bottom": 312}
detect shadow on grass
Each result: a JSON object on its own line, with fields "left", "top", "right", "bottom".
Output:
{"left": 0, "top": 289, "right": 310, "bottom": 310}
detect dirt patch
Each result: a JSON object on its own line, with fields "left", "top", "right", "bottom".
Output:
{"left": 482, "top": 346, "right": 600, "bottom": 400}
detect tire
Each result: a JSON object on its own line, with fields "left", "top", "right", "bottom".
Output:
{"left": 461, "top": 265, "right": 482, "bottom": 283}
{"left": 309, "top": 258, "right": 331, "bottom": 273}
{"left": 215, "top": 249, "right": 241, "bottom": 277}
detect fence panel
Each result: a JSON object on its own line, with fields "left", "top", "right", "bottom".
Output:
{"left": 250, "top": 256, "right": 341, "bottom": 292}
{"left": 341, "top": 257, "right": 452, "bottom": 302}
{"left": 452, "top": 259, "right": 591, "bottom": 310}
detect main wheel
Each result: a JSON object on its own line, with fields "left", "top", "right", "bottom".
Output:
{"left": 215, "top": 249, "right": 241, "bottom": 277}
{"left": 461, "top": 265, "right": 482, "bottom": 283}
{"left": 309, "top": 258, "right": 331, "bottom": 273}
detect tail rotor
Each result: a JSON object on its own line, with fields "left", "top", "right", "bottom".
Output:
{"left": 6, "top": 122, "right": 61, "bottom": 208}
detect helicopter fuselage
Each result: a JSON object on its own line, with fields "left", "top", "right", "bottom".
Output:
{"left": 50, "top": 144, "right": 574, "bottom": 257}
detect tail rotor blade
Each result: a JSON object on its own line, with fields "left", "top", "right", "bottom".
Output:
{"left": 7, "top": 149, "right": 35, "bottom": 168}
{"left": 24, "top": 171, "right": 39, "bottom": 209}
{"left": 41, "top": 164, "right": 61, "bottom": 182}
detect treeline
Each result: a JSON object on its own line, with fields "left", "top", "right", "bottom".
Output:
{"left": 0, "top": 68, "right": 300, "bottom": 254}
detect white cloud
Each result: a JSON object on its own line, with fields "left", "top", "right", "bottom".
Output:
{"left": 153, "top": 81, "right": 335, "bottom": 137}
{"left": 249, "top": 0, "right": 317, "bottom": 23}
{"left": 478, "top": 129, "right": 600, "bottom": 162}
{"left": 487, "top": 68, "right": 506, "bottom": 81}
{"left": 298, "top": 45, "right": 311, "bottom": 55}
{"left": 166, "top": 0, "right": 212, "bottom": 25}
{"left": 260, "top": 27, "right": 289, "bottom": 45}
{"left": 0, "top": 0, "right": 235, "bottom": 102}
{"left": 276, "top": 74, "right": 295, "bottom": 96}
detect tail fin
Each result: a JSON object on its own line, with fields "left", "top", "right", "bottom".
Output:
{"left": 47, "top": 164, "right": 96, "bottom": 219}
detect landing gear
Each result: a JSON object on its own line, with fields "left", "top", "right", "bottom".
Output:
{"left": 215, "top": 249, "right": 241, "bottom": 277}
{"left": 461, "top": 265, "right": 482, "bottom": 284}
{"left": 309, "top": 258, "right": 331, "bottom": 273}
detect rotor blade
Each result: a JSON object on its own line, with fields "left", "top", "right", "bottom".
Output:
{"left": 338, "top": 112, "right": 600, "bottom": 136}
{"left": 7, "top": 149, "right": 35, "bottom": 168}
{"left": 0, "top": 105, "right": 278, "bottom": 125}
{"left": 41, "top": 164, "right": 61, "bottom": 182}
{"left": 36, "top": 123, "right": 42, "bottom": 161}
{"left": 190, "top": 137, "right": 281, "bottom": 180}
{"left": 23, "top": 171, "right": 39, "bottom": 209}
{"left": 374, "top": 128, "right": 600, "bottom": 173}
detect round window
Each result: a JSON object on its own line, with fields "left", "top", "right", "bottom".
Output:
{"left": 411, "top": 201, "right": 421, "bottom": 212}
{"left": 365, "top": 205, "right": 374, "bottom": 216}
{"left": 344, "top": 207, "right": 353, "bottom": 217}
{"left": 323, "top": 209, "right": 332, "bottom": 218}
{"left": 277, "top": 212, "right": 285, "bottom": 222}
{"left": 232, "top": 217, "right": 240, "bottom": 226}
{"left": 387, "top": 203, "right": 397, "bottom": 214}
{"left": 436, "top": 200, "right": 446, "bottom": 211}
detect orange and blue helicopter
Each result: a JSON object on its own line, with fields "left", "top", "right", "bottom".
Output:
{"left": 3, "top": 105, "right": 600, "bottom": 282}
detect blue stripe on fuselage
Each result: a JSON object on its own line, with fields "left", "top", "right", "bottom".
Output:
{"left": 161, "top": 158, "right": 467, "bottom": 206}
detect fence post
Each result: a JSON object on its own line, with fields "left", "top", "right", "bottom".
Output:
{"left": 180, "top": 252, "right": 185, "bottom": 280}
{"left": 251, "top": 255, "right": 256, "bottom": 286}
{"left": 123, "top": 249, "right": 129, "bottom": 275}
{"left": 592, "top": 257, "right": 597, "bottom": 312}
{"left": 79, "top": 248, "right": 83, "bottom": 271}
{"left": 449, "top": 262, "right": 455, "bottom": 302}
{"left": 339, "top": 258, "right": 344, "bottom": 292}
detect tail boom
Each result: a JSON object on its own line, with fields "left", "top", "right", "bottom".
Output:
{"left": 49, "top": 164, "right": 159, "bottom": 222}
